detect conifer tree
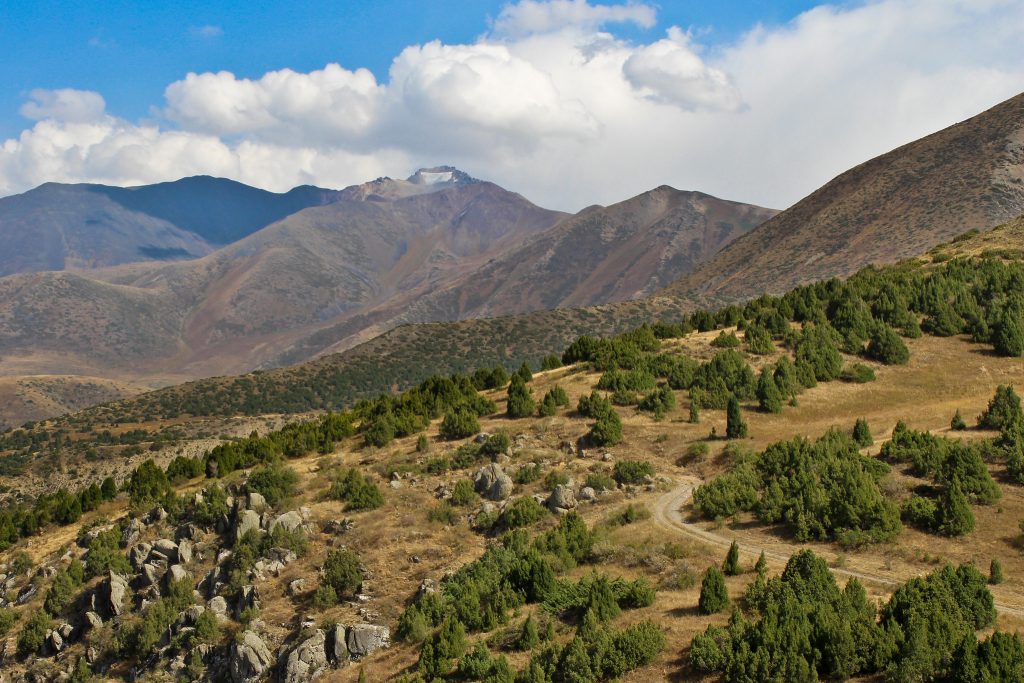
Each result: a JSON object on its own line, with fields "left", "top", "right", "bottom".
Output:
{"left": 689, "top": 401, "right": 700, "bottom": 424}
{"left": 951, "top": 409, "right": 967, "bottom": 431}
{"left": 978, "top": 385, "right": 1023, "bottom": 430}
{"left": 938, "top": 482, "right": 975, "bottom": 537}
{"left": 726, "top": 396, "right": 748, "bottom": 439}
{"left": 518, "top": 614, "right": 540, "bottom": 650}
{"left": 990, "top": 559, "right": 1005, "bottom": 585}
{"left": 698, "top": 567, "right": 729, "bottom": 615}
{"left": 852, "top": 418, "right": 873, "bottom": 447}
{"left": 723, "top": 541, "right": 741, "bottom": 576}
{"left": 757, "top": 367, "right": 783, "bottom": 413}
{"left": 755, "top": 550, "right": 768, "bottom": 577}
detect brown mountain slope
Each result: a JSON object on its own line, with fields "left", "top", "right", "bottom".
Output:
{"left": 663, "top": 91, "right": 1024, "bottom": 305}
{"left": 0, "top": 178, "right": 567, "bottom": 383}
{"left": 262, "top": 187, "right": 774, "bottom": 367}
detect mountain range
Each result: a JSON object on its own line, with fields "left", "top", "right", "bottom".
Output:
{"left": 2, "top": 92, "right": 1024, "bottom": 427}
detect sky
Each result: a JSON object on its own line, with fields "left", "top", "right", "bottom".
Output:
{"left": 1, "top": 0, "right": 1022, "bottom": 212}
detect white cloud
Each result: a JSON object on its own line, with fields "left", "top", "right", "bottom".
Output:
{"left": 1, "top": 0, "right": 1023, "bottom": 211}
{"left": 492, "top": 0, "right": 656, "bottom": 37}
{"left": 622, "top": 27, "right": 743, "bottom": 111}
{"left": 19, "top": 88, "right": 107, "bottom": 123}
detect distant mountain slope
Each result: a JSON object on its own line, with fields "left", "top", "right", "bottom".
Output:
{"left": 0, "top": 176, "right": 340, "bottom": 276}
{"left": 663, "top": 91, "right": 1024, "bottom": 305}
{"left": 0, "top": 173, "right": 568, "bottom": 381}
{"left": 252, "top": 187, "right": 774, "bottom": 368}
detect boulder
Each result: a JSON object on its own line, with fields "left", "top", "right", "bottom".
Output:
{"left": 474, "top": 463, "right": 514, "bottom": 501}
{"left": 141, "top": 562, "right": 165, "bottom": 588}
{"left": 208, "top": 596, "right": 229, "bottom": 617}
{"left": 247, "top": 491, "right": 268, "bottom": 512}
{"left": 129, "top": 542, "right": 152, "bottom": 571}
{"left": 235, "top": 509, "right": 262, "bottom": 542}
{"left": 547, "top": 485, "right": 577, "bottom": 512}
{"left": 289, "top": 579, "right": 306, "bottom": 596}
{"left": 121, "top": 518, "right": 144, "bottom": 548}
{"left": 229, "top": 630, "right": 274, "bottom": 683}
{"left": 328, "top": 624, "right": 348, "bottom": 662}
{"left": 84, "top": 611, "right": 104, "bottom": 631}
{"left": 579, "top": 486, "right": 597, "bottom": 502}
{"left": 151, "top": 538, "right": 179, "bottom": 564}
{"left": 177, "top": 539, "right": 194, "bottom": 565}
{"left": 281, "top": 629, "right": 328, "bottom": 683}
{"left": 166, "top": 564, "right": 190, "bottom": 586}
{"left": 236, "top": 585, "right": 261, "bottom": 618}
{"left": 269, "top": 511, "right": 304, "bottom": 534}
{"left": 346, "top": 624, "right": 390, "bottom": 658}
{"left": 106, "top": 572, "right": 129, "bottom": 617}
{"left": 47, "top": 629, "right": 64, "bottom": 654}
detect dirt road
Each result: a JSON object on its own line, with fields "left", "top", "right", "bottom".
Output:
{"left": 651, "top": 478, "right": 1024, "bottom": 619}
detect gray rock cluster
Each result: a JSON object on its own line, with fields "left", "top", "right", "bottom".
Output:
{"left": 474, "top": 463, "right": 514, "bottom": 500}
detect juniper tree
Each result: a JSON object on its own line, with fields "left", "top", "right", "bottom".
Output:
{"left": 852, "top": 418, "right": 873, "bottom": 447}
{"left": 723, "top": 541, "right": 741, "bottom": 576}
{"left": 698, "top": 567, "right": 729, "bottom": 615}
{"left": 757, "top": 367, "right": 783, "bottom": 413}
{"left": 726, "top": 396, "right": 748, "bottom": 439}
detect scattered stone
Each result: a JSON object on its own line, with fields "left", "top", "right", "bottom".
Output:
{"left": 474, "top": 463, "right": 514, "bottom": 501}
{"left": 106, "top": 572, "right": 130, "bottom": 617}
{"left": 247, "top": 491, "right": 267, "bottom": 512}
{"left": 236, "top": 585, "right": 261, "bottom": 618}
{"left": 208, "top": 596, "right": 228, "bottom": 617}
{"left": 16, "top": 583, "right": 37, "bottom": 605}
{"left": 84, "top": 611, "right": 104, "bottom": 630}
{"left": 129, "top": 542, "right": 152, "bottom": 571}
{"left": 328, "top": 624, "right": 348, "bottom": 663}
{"left": 47, "top": 629, "right": 64, "bottom": 653}
{"left": 579, "top": 486, "right": 597, "bottom": 502}
{"left": 229, "top": 630, "right": 274, "bottom": 683}
{"left": 235, "top": 509, "right": 262, "bottom": 542}
{"left": 175, "top": 540, "right": 192, "bottom": 567}
{"left": 281, "top": 629, "right": 328, "bottom": 683}
{"left": 346, "top": 624, "right": 390, "bottom": 658}
{"left": 547, "top": 484, "right": 578, "bottom": 512}
{"left": 270, "top": 510, "right": 304, "bottom": 534}
{"left": 121, "top": 518, "right": 144, "bottom": 547}
{"left": 152, "top": 538, "right": 179, "bottom": 564}
{"left": 166, "top": 564, "right": 189, "bottom": 586}
{"left": 288, "top": 579, "right": 306, "bottom": 596}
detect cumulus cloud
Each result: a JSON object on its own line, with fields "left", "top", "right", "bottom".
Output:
{"left": 2, "top": 0, "right": 1023, "bottom": 211}
{"left": 19, "top": 88, "right": 107, "bottom": 123}
{"left": 622, "top": 27, "right": 743, "bottom": 111}
{"left": 492, "top": 0, "right": 656, "bottom": 37}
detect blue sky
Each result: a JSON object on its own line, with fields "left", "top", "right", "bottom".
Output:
{"left": 0, "top": 1, "right": 819, "bottom": 139}
{"left": 0, "top": 1, "right": 1022, "bottom": 211}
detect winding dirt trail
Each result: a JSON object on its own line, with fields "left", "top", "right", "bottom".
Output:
{"left": 652, "top": 479, "right": 1024, "bottom": 619}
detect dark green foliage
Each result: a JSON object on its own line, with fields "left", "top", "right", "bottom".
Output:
{"left": 589, "top": 408, "right": 622, "bottom": 447}
{"left": 577, "top": 391, "right": 611, "bottom": 419}
{"left": 100, "top": 476, "right": 118, "bottom": 500}
{"left": 698, "top": 567, "right": 729, "bottom": 615}
{"left": 688, "top": 400, "right": 700, "bottom": 424}
{"left": 978, "top": 385, "right": 1022, "bottom": 430}
{"left": 637, "top": 385, "right": 676, "bottom": 419}
{"left": 795, "top": 325, "right": 843, "bottom": 381}
{"left": 474, "top": 365, "right": 510, "bottom": 390}
{"left": 0, "top": 609, "right": 16, "bottom": 636}
{"left": 543, "top": 572, "right": 655, "bottom": 619}
{"left": 882, "top": 426, "right": 1000, "bottom": 505}
{"left": 318, "top": 549, "right": 363, "bottom": 605}
{"left": 439, "top": 407, "right": 480, "bottom": 440}
{"left": 515, "top": 463, "right": 543, "bottom": 484}
{"left": 85, "top": 527, "right": 132, "bottom": 577}
{"left": 584, "top": 472, "right": 615, "bottom": 492}
{"left": 507, "top": 376, "right": 537, "bottom": 419}
{"left": 362, "top": 414, "right": 396, "bottom": 448}
{"left": 516, "top": 362, "right": 534, "bottom": 383}
{"left": 18, "top": 610, "right": 52, "bottom": 656}
{"left": 865, "top": 324, "right": 911, "bottom": 364}
{"left": 990, "top": 558, "right": 1004, "bottom": 585}
{"left": 166, "top": 454, "right": 204, "bottom": 483}
{"left": 697, "top": 431, "right": 900, "bottom": 544}
{"left": 613, "top": 460, "right": 654, "bottom": 485}
{"left": 692, "top": 350, "right": 756, "bottom": 408}
{"left": 993, "top": 312, "right": 1024, "bottom": 357}
{"left": 518, "top": 614, "right": 540, "bottom": 650}
{"left": 722, "top": 541, "right": 741, "bottom": 576}
{"left": 840, "top": 363, "right": 876, "bottom": 383}
{"left": 756, "top": 367, "right": 783, "bottom": 413}
{"left": 245, "top": 462, "right": 299, "bottom": 507}
{"left": 939, "top": 482, "right": 976, "bottom": 537}
{"left": 419, "top": 618, "right": 467, "bottom": 679}
{"left": 126, "top": 459, "right": 173, "bottom": 506}
{"left": 44, "top": 559, "right": 85, "bottom": 616}
{"left": 597, "top": 368, "right": 656, "bottom": 394}
{"left": 450, "top": 479, "right": 477, "bottom": 506}
{"left": 541, "top": 354, "right": 562, "bottom": 371}
{"left": 497, "top": 496, "right": 548, "bottom": 531}
{"left": 951, "top": 409, "right": 967, "bottom": 430}
{"left": 745, "top": 324, "right": 774, "bottom": 354}
{"left": 712, "top": 331, "right": 741, "bottom": 348}
{"left": 543, "top": 470, "right": 570, "bottom": 491}
{"left": 725, "top": 396, "right": 747, "bottom": 439}
{"left": 114, "top": 578, "right": 195, "bottom": 660}
{"left": 607, "top": 503, "right": 650, "bottom": 526}
{"left": 327, "top": 468, "right": 384, "bottom": 511}
{"left": 852, "top": 418, "right": 873, "bottom": 447}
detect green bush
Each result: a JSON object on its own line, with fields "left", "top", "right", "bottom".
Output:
{"left": 327, "top": 468, "right": 384, "bottom": 511}
{"left": 589, "top": 408, "right": 623, "bottom": 447}
{"left": 507, "top": 377, "right": 536, "bottom": 419}
{"left": 613, "top": 460, "right": 654, "bottom": 485}
{"left": 496, "top": 497, "right": 548, "bottom": 531}
{"left": 515, "top": 463, "right": 543, "bottom": 485}
{"left": 86, "top": 527, "right": 132, "bottom": 577}
{"left": 0, "top": 609, "right": 16, "bottom": 636}
{"left": 18, "top": 610, "right": 52, "bottom": 656}
{"left": 712, "top": 331, "right": 741, "bottom": 348}
{"left": 246, "top": 462, "right": 299, "bottom": 507}
{"left": 439, "top": 408, "right": 480, "bottom": 440}
{"left": 319, "top": 549, "right": 363, "bottom": 604}
{"left": 450, "top": 479, "right": 477, "bottom": 506}
{"left": 852, "top": 418, "right": 873, "bottom": 447}
{"left": 841, "top": 363, "right": 876, "bottom": 383}
{"left": 725, "top": 396, "right": 747, "bottom": 439}
{"left": 584, "top": 472, "right": 616, "bottom": 492}
{"left": 865, "top": 324, "right": 910, "bottom": 364}
{"left": 978, "top": 385, "right": 1022, "bottom": 430}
